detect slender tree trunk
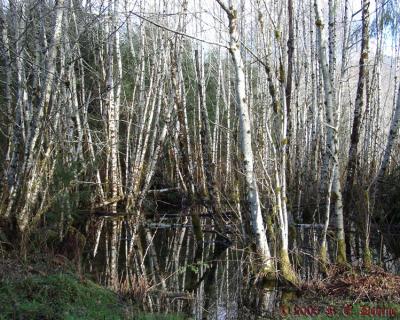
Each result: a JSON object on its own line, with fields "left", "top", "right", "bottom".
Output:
{"left": 16, "top": 0, "right": 65, "bottom": 232}
{"left": 343, "top": 0, "right": 370, "bottom": 264}
{"left": 217, "top": 0, "right": 274, "bottom": 275}
{"left": 314, "top": 0, "right": 346, "bottom": 265}
{"left": 106, "top": 0, "right": 121, "bottom": 288}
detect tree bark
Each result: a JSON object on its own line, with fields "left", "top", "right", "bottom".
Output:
{"left": 217, "top": 0, "right": 274, "bottom": 275}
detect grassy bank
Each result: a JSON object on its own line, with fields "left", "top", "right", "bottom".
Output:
{"left": 0, "top": 273, "right": 128, "bottom": 319}
{"left": 0, "top": 258, "right": 186, "bottom": 320}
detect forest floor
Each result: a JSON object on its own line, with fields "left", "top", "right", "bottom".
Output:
{"left": 301, "top": 264, "right": 400, "bottom": 303}
{"left": 276, "top": 265, "right": 400, "bottom": 319}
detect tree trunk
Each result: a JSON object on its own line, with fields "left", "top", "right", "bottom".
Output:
{"left": 217, "top": 0, "right": 274, "bottom": 275}
{"left": 343, "top": 0, "right": 370, "bottom": 263}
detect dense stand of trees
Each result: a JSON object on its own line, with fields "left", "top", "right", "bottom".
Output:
{"left": 0, "top": 0, "right": 400, "bottom": 316}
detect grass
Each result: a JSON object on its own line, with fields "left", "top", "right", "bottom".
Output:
{"left": 0, "top": 273, "right": 129, "bottom": 319}
{"left": 0, "top": 272, "right": 187, "bottom": 320}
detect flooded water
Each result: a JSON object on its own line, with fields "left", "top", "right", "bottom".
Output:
{"left": 86, "top": 204, "right": 400, "bottom": 319}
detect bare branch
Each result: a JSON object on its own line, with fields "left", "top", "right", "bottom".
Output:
{"left": 215, "top": 0, "right": 232, "bottom": 17}
{"left": 131, "top": 11, "right": 228, "bottom": 48}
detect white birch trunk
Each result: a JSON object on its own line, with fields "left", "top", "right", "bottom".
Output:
{"left": 376, "top": 84, "right": 400, "bottom": 183}
{"left": 314, "top": 0, "right": 346, "bottom": 264}
{"left": 217, "top": 0, "right": 273, "bottom": 273}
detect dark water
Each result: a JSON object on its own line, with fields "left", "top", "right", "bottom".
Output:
{"left": 86, "top": 204, "right": 400, "bottom": 319}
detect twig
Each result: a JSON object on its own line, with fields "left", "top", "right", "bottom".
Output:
{"left": 131, "top": 12, "right": 228, "bottom": 48}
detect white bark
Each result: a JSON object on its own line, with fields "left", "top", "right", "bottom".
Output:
{"left": 314, "top": 0, "right": 346, "bottom": 262}
{"left": 376, "top": 84, "right": 400, "bottom": 183}
{"left": 217, "top": 0, "right": 273, "bottom": 271}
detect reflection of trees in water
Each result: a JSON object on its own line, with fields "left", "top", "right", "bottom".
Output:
{"left": 85, "top": 204, "right": 399, "bottom": 318}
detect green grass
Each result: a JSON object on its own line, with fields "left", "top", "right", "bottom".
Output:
{"left": 0, "top": 272, "right": 189, "bottom": 319}
{"left": 0, "top": 273, "right": 129, "bottom": 319}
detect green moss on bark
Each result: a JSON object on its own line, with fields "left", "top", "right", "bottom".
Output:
{"left": 320, "top": 244, "right": 328, "bottom": 265}
{"left": 266, "top": 215, "right": 275, "bottom": 242}
{"left": 258, "top": 263, "right": 276, "bottom": 285}
{"left": 191, "top": 213, "right": 203, "bottom": 242}
{"left": 279, "top": 249, "right": 299, "bottom": 286}
{"left": 336, "top": 238, "right": 347, "bottom": 265}
{"left": 363, "top": 245, "right": 372, "bottom": 269}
